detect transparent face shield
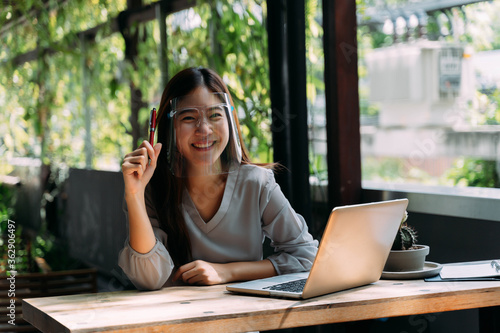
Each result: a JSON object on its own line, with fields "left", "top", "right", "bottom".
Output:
{"left": 166, "top": 92, "right": 242, "bottom": 177}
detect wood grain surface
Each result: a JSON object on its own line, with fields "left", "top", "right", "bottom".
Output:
{"left": 22, "top": 279, "right": 500, "bottom": 333}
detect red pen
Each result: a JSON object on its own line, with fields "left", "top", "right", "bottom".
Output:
{"left": 149, "top": 108, "right": 157, "bottom": 146}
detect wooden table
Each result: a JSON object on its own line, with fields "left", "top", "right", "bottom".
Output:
{"left": 22, "top": 279, "right": 500, "bottom": 333}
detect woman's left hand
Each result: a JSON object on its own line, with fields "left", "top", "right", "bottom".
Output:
{"left": 173, "top": 260, "right": 229, "bottom": 285}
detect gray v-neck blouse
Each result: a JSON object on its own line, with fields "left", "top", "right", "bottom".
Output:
{"left": 118, "top": 164, "right": 318, "bottom": 290}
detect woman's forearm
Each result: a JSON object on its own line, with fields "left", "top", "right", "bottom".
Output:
{"left": 225, "top": 259, "right": 277, "bottom": 282}
{"left": 125, "top": 191, "right": 157, "bottom": 254}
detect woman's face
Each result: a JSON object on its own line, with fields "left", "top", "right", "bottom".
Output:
{"left": 172, "top": 87, "right": 230, "bottom": 174}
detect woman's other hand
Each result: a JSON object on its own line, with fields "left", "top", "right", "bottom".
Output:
{"left": 173, "top": 260, "right": 229, "bottom": 285}
{"left": 122, "top": 140, "right": 162, "bottom": 196}
{"left": 173, "top": 260, "right": 276, "bottom": 286}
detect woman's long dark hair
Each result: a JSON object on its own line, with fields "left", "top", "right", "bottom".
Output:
{"left": 150, "top": 67, "right": 252, "bottom": 267}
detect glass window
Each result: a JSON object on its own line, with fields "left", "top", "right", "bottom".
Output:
{"left": 358, "top": 1, "right": 500, "bottom": 189}
{"left": 306, "top": 1, "right": 327, "bottom": 202}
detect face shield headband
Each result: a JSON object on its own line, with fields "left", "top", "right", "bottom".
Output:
{"left": 166, "top": 92, "right": 242, "bottom": 177}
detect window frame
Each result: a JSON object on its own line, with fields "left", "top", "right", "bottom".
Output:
{"left": 321, "top": 0, "right": 500, "bottom": 223}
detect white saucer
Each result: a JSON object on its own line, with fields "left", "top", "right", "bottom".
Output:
{"left": 381, "top": 261, "right": 443, "bottom": 280}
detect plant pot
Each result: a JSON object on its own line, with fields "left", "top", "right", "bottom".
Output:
{"left": 384, "top": 245, "right": 430, "bottom": 272}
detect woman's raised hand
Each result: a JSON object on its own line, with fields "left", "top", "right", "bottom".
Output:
{"left": 122, "top": 141, "right": 162, "bottom": 196}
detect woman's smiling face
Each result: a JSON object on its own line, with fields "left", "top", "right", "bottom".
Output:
{"left": 173, "top": 87, "right": 230, "bottom": 174}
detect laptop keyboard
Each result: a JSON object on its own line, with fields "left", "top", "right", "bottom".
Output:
{"left": 263, "top": 278, "right": 307, "bottom": 293}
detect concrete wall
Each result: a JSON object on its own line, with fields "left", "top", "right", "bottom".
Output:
{"left": 9, "top": 158, "right": 44, "bottom": 231}
{"left": 62, "top": 168, "right": 127, "bottom": 281}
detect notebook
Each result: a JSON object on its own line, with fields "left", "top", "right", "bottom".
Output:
{"left": 424, "top": 259, "right": 500, "bottom": 282}
{"left": 226, "top": 198, "right": 409, "bottom": 299}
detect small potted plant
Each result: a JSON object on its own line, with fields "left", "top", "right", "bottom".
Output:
{"left": 384, "top": 211, "right": 430, "bottom": 272}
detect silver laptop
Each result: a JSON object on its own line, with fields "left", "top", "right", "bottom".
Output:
{"left": 226, "top": 198, "right": 409, "bottom": 299}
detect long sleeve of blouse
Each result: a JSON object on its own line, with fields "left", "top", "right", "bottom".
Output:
{"left": 117, "top": 190, "right": 175, "bottom": 291}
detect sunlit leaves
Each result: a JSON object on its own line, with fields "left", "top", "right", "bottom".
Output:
{"left": 445, "top": 158, "right": 500, "bottom": 188}
{"left": 0, "top": 0, "right": 130, "bottom": 170}
{"left": 1, "top": 0, "right": 323, "bottom": 170}
{"left": 305, "top": 0, "right": 323, "bottom": 108}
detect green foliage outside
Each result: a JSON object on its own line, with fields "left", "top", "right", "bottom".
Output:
{"left": 445, "top": 158, "right": 500, "bottom": 188}
{"left": 2, "top": 0, "right": 499, "bottom": 192}
{"left": 0, "top": 182, "right": 83, "bottom": 274}
{"left": 0, "top": 184, "right": 14, "bottom": 225}
{"left": 1, "top": 0, "right": 130, "bottom": 170}
{"left": 0, "top": 184, "right": 29, "bottom": 274}
{"left": 1, "top": 0, "right": 324, "bottom": 173}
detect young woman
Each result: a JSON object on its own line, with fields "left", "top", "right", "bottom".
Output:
{"left": 119, "top": 67, "right": 318, "bottom": 290}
